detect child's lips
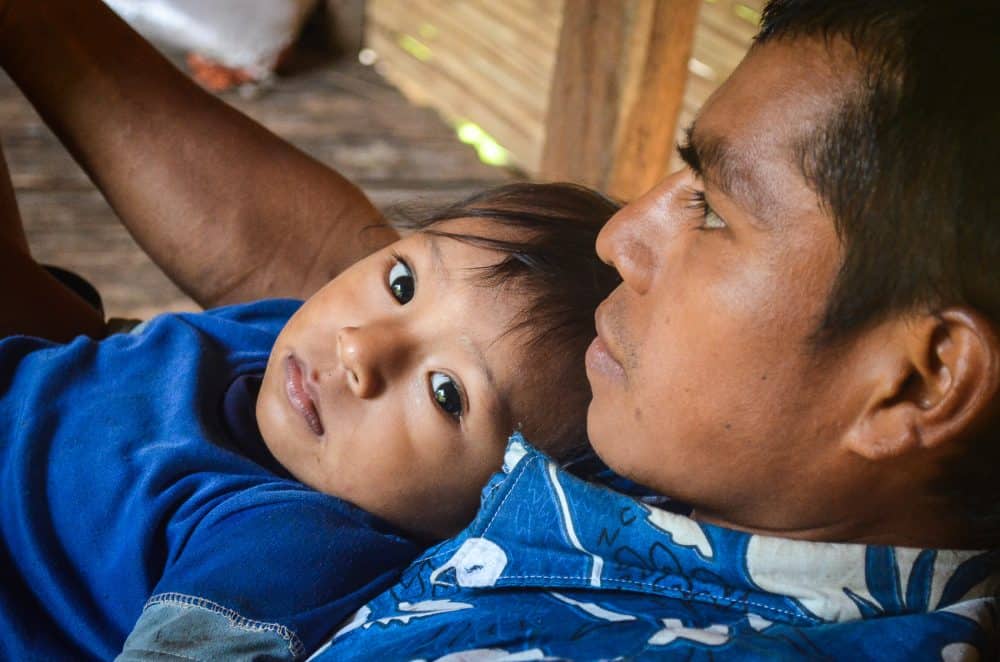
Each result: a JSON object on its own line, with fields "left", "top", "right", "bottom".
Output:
{"left": 284, "top": 354, "right": 325, "bottom": 436}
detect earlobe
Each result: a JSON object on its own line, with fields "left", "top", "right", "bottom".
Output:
{"left": 842, "top": 406, "right": 921, "bottom": 461}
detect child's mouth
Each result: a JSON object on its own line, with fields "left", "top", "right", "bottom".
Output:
{"left": 284, "top": 354, "right": 325, "bottom": 436}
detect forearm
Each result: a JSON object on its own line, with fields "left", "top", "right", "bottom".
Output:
{"left": 0, "top": 0, "right": 396, "bottom": 307}
{"left": 2, "top": 114, "right": 104, "bottom": 341}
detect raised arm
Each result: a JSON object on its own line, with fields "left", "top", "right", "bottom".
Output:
{"left": 0, "top": 0, "right": 397, "bottom": 308}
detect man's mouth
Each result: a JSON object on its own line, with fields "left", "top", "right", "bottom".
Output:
{"left": 587, "top": 308, "right": 627, "bottom": 381}
{"left": 284, "top": 355, "right": 325, "bottom": 436}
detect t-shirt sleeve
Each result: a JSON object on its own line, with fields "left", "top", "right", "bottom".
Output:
{"left": 119, "top": 484, "right": 420, "bottom": 660}
{"left": 201, "top": 298, "right": 304, "bottom": 336}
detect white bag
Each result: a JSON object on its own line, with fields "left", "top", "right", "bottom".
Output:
{"left": 104, "top": 0, "right": 319, "bottom": 79}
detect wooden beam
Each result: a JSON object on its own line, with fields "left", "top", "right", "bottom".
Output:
{"left": 326, "top": 0, "right": 366, "bottom": 55}
{"left": 540, "top": 0, "right": 700, "bottom": 201}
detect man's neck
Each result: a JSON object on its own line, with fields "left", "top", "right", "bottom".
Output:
{"left": 691, "top": 500, "right": 984, "bottom": 550}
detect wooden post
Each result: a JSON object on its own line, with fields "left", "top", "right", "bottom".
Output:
{"left": 540, "top": 0, "right": 700, "bottom": 201}
{"left": 325, "top": 0, "right": 366, "bottom": 56}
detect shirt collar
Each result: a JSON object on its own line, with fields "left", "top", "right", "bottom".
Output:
{"left": 426, "top": 435, "right": 999, "bottom": 625}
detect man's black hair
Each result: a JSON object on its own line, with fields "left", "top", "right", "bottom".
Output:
{"left": 391, "top": 182, "right": 621, "bottom": 460}
{"left": 757, "top": 1, "right": 1000, "bottom": 531}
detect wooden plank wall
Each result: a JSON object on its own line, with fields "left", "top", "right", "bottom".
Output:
{"left": 365, "top": 0, "right": 766, "bottom": 201}
{"left": 366, "top": 0, "right": 563, "bottom": 174}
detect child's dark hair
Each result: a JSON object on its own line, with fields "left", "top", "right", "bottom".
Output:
{"left": 390, "top": 182, "right": 621, "bottom": 461}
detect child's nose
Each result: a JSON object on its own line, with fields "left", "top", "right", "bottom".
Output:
{"left": 336, "top": 325, "right": 404, "bottom": 398}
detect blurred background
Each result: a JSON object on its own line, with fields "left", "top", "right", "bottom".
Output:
{"left": 1, "top": 0, "right": 762, "bottom": 320}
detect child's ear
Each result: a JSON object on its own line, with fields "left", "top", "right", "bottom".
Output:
{"left": 842, "top": 308, "right": 1000, "bottom": 461}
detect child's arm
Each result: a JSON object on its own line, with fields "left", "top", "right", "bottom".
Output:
{"left": 0, "top": 0, "right": 398, "bottom": 309}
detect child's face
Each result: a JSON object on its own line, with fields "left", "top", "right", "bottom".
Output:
{"left": 257, "top": 218, "right": 539, "bottom": 538}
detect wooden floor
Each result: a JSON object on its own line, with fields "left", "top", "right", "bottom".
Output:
{"left": 0, "top": 55, "right": 514, "bottom": 319}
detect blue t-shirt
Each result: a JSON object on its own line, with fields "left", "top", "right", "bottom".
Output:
{"left": 0, "top": 300, "right": 421, "bottom": 660}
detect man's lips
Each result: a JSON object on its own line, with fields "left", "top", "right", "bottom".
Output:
{"left": 284, "top": 355, "right": 325, "bottom": 436}
{"left": 587, "top": 309, "right": 626, "bottom": 381}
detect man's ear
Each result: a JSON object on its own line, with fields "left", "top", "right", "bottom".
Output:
{"left": 843, "top": 308, "right": 1000, "bottom": 461}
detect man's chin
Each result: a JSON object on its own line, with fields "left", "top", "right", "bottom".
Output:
{"left": 586, "top": 397, "right": 622, "bottom": 457}
{"left": 586, "top": 396, "right": 658, "bottom": 480}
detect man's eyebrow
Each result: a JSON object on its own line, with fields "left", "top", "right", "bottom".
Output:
{"left": 677, "top": 126, "right": 705, "bottom": 177}
{"left": 678, "top": 125, "right": 740, "bottom": 194}
{"left": 677, "top": 125, "right": 778, "bottom": 221}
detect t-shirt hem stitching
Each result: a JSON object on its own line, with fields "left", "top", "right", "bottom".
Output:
{"left": 145, "top": 592, "right": 305, "bottom": 657}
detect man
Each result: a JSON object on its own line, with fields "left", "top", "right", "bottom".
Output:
{"left": 2, "top": 0, "right": 997, "bottom": 659}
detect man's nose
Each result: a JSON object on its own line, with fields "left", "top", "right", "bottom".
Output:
{"left": 336, "top": 324, "right": 406, "bottom": 398}
{"left": 595, "top": 172, "right": 686, "bottom": 295}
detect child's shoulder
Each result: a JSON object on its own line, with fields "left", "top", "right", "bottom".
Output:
{"left": 121, "top": 298, "right": 302, "bottom": 348}
{"left": 199, "top": 298, "right": 303, "bottom": 330}
{"left": 1, "top": 299, "right": 302, "bottom": 393}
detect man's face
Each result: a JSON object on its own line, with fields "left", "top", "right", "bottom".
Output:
{"left": 257, "top": 219, "right": 532, "bottom": 539}
{"left": 586, "top": 39, "right": 868, "bottom": 529}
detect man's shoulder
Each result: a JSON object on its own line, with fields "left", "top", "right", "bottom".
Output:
{"left": 314, "top": 437, "right": 999, "bottom": 661}
{"left": 318, "top": 594, "right": 993, "bottom": 661}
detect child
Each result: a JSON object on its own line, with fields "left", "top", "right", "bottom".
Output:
{"left": 0, "top": 182, "right": 620, "bottom": 660}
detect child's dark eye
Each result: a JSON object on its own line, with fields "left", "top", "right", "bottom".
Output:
{"left": 430, "top": 371, "right": 463, "bottom": 419}
{"left": 388, "top": 258, "right": 415, "bottom": 304}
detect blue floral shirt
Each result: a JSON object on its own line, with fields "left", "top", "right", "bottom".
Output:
{"left": 312, "top": 435, "right": 999, "bottom": 661}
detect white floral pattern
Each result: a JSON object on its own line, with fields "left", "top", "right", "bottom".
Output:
{"left": 430, "top": 538, "right": 508, "bottom": 588}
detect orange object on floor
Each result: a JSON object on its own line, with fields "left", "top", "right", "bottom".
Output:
{"left": 185, "top": 52, "right": 256, "bottom": 92}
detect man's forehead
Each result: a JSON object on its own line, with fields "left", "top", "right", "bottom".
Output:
{"left": 686, "top": 40, "right": 845, "bottom": 224}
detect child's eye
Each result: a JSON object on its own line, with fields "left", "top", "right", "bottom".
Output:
{"left": 388, "top": 258, "right": 415, "bottom": 304}
{"left": 430, "top": 371, "right": 463, "bottom": 420}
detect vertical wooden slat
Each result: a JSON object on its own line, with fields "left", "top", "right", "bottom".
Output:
{"left": 610, "top": 0, "right": 701, "bottom": 199}
{"left": 326, "top": 0, "right": 366, "bottom": 55}
{"left": 540, "top": 1, "right": 628, "bottom": 193}
{"left": 541, "top": 0, "right": 700, "bottom": 201}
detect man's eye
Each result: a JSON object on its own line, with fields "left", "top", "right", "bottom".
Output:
{"left": 430, "top": 371, "right": 463, "bottom": 419}
{"left": 388, "top": 258, "right": 415, "bottom": 304}
{"left": 703, "top": 207, "right": 727, "bottom": 229}
{"left": 690, "top": 190, "right": 727, "bottom": 230}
